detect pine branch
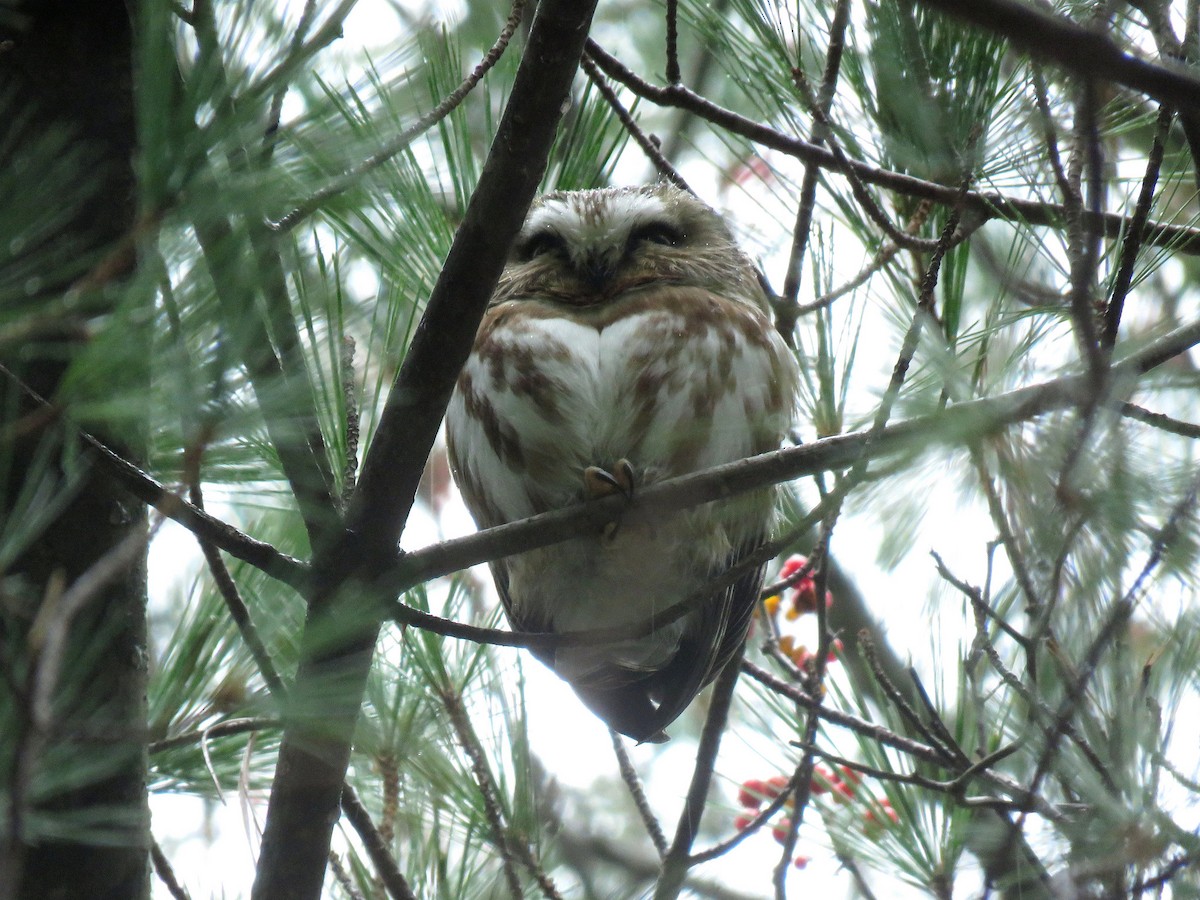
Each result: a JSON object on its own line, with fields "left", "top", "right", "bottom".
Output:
{"left": 913, "top": 0, "right": 1200, "bottom": 112}
{"left": 584, "top": 40, "right": 1200, "bottom": 256}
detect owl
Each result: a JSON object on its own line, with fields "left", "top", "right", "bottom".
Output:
{"left": 445, "top": 183, "right": 799, "bottom": 743}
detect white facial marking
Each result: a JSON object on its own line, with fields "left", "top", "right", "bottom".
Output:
{"left": 523, "top": 192, "right": 670, "bottom": 268}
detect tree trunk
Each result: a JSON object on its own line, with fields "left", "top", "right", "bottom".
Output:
{"left": 0, "top": 2, "right": 148, "bottom": 897}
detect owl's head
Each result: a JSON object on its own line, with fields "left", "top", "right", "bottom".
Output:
{"left": 494, "top": 183, "right": 767, "bottom": 311}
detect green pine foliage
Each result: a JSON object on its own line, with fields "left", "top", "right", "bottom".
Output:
{"left": 4, "top": 0, "right": 1200, "bottom": 897}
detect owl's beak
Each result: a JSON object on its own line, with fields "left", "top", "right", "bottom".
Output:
{"left": 576, "top": 251, "right": 616, "bottom": 291}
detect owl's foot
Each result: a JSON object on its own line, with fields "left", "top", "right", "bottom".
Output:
{"left": 583, "top": 458, "right": 636, "bottom": 501}
{"left": 583, "top": 459, "right": 636, "bottom": 540}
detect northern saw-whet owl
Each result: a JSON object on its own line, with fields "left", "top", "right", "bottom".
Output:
{"left": 446, "top": 183, "right": 799, "bottom": 743}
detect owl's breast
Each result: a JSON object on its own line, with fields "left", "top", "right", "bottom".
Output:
{"left": 446, "top": 288, "right": 797, "bottom": 526}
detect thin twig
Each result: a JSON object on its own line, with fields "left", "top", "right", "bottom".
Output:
{"left": 189, "top": 480, "right": 288, "bottom": 697}
{"left": 970, "top": 443, "right": 1043, "bottom": 620}
{"left": 151, "top": 837, "right": 193, "bottom": 900}
{"left": 261, "top": 0, "right": 318, "bottom": 162}
{"left": 664, "top": 0, "right": 681, "bottom": 85}
{"left": 583, "top": 39, "right": 1200, "bottom": 256}
{"left": 859, "top": 634, "right": 957, "bottom": 760}
{"left": 610, "top": 730, "right": 669, "bottom": 858}
{"left": 654, "top": 648, "right": 745, "bottom": 900}
{"left": 1067, "top": 78, "right": 1106, "bottom": 377}
{"left": 340, "top": 784, "right": 419, "bottom": 900}
{"left": 1105, "top": 104, "right": 1173, "bottom": 349}
{"left": 792, "top": 67, "right": 948, "bottom": 256}
{"left": 687, "top": 778, "right": 797, "bottom": 865}
{"left": 1121, "top": 402, "right": 1200, "bottom": 438}
{"left": 441, "top": 687, "right": 524, "bottom": 900}
{"left": 777, "top": 0, "right": 853, "bottom": 342}
{"left": 149, "top": 717, "right": 280, "bottom": 754}
{"left": 1030, "top": 67, "right": 1074, "bottom": 204}
{"left": 580, "top": 54, "right": 690, "bottom": 191}
{"left": 341, "top": 335, "right": 361, "bottom": 506}
{"left": 327, "top": 851, "right": 366, "bottom": 900}
{"left": 908, "top": 667, "right": 972, "bottom": 767}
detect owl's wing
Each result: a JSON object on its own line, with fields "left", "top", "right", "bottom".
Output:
{"left": 568, "top": 538, "right": 767, "bottom": 744}
{"left": 488, "top": 560, "right": 561, "bottom": 673}
{"left": 492, "top": 542, "right": 765, "bottom": 744}
{"left": 641, "top": 538, "right": 766, "bottom": 736}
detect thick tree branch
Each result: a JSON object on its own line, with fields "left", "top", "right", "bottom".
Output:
{"left": 251, "top": 2, "right": 600, "bottom": 897}
{"left": 913, "top": 0, "right": 1200, "bottom": 112}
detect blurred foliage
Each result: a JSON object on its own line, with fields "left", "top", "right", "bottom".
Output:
{"left": 3, "top": 0, "right": 1200, "bottom": 896}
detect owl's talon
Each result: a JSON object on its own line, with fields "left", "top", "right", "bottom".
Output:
{"left": 614, "top": 458, "right": 635, "bottom": 499}
{"left": 584, "top": 464, "right": 633, "bottom": 501}
{"left": 585, "top": 462, "right": 637, "bottom": 540}
{"left": 583, "top": 460, "right": 637, "bottom": 501}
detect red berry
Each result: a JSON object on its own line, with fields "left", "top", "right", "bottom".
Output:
{"left": 733, "top": 813, "right": 754, "bottom": 832}
{"left": 765, "top": 774, "right": 790, "bottom": 798}
{"left": 737, "top": 779, "right": 767, "bottom": 808}
{"left": 863, "top": 799, "right": 900, "bottom": 835}
{"left": 779, "top": 555, "right": 807, "bottom": 580}
{"left": 837, "top": 764, "right": 863, "bottom": 788}
{"left": 831, "top": 778, "right": 855, "bottom": 803}
{"left": 772, "top": 817, "right": 793, "bottom": 844}
{"left": 825, "top": 638, "right": 844, "bottom": 662}
{"left": 809, "top": 766, "right": 837, "bottom": 795}
{"left": 793, "top": 855, "right": 810, "bottom": 870}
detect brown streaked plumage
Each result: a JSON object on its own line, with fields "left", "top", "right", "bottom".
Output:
{"left": 445, "top": 183, "right": 799, "bottom": 742}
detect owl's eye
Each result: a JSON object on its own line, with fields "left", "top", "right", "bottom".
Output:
{"left": 628, "top": 221, "right": 684, "bottom": 249}
{"left": 516, "top": 230, "right": 567, "bottom": 261}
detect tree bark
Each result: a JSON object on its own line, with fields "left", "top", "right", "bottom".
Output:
{"left": 0, "top": 2, "right": 148, "bottom": 898}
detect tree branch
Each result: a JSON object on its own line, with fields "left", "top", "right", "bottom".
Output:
{"left": 584, "top": 40, "right": 1200, "bottom": 256}
{"left": 390, "top": 311, "right": 1200, "bottom": 594}
{"left": 913, "top": 0, "right": 1200, "bottom": 112}
{"left": 251, "top": 2, "right": 600, "bottom": 897}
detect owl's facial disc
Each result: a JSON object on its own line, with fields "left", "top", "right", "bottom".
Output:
{"left": 516, "top": 192, "right": 688, "bottom": 298}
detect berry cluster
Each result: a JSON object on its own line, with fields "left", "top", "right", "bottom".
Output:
{"left": 774, "top": 555, "right": 834, "bottom": 620}
{"left": 761, "top": 555, "right": 839, "bottom": 669}
{"left": 733, "top": 764, "right": 899, "bottom": 868}
{"left": 731, "top": 775, "right": 808, "bottom": 869}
